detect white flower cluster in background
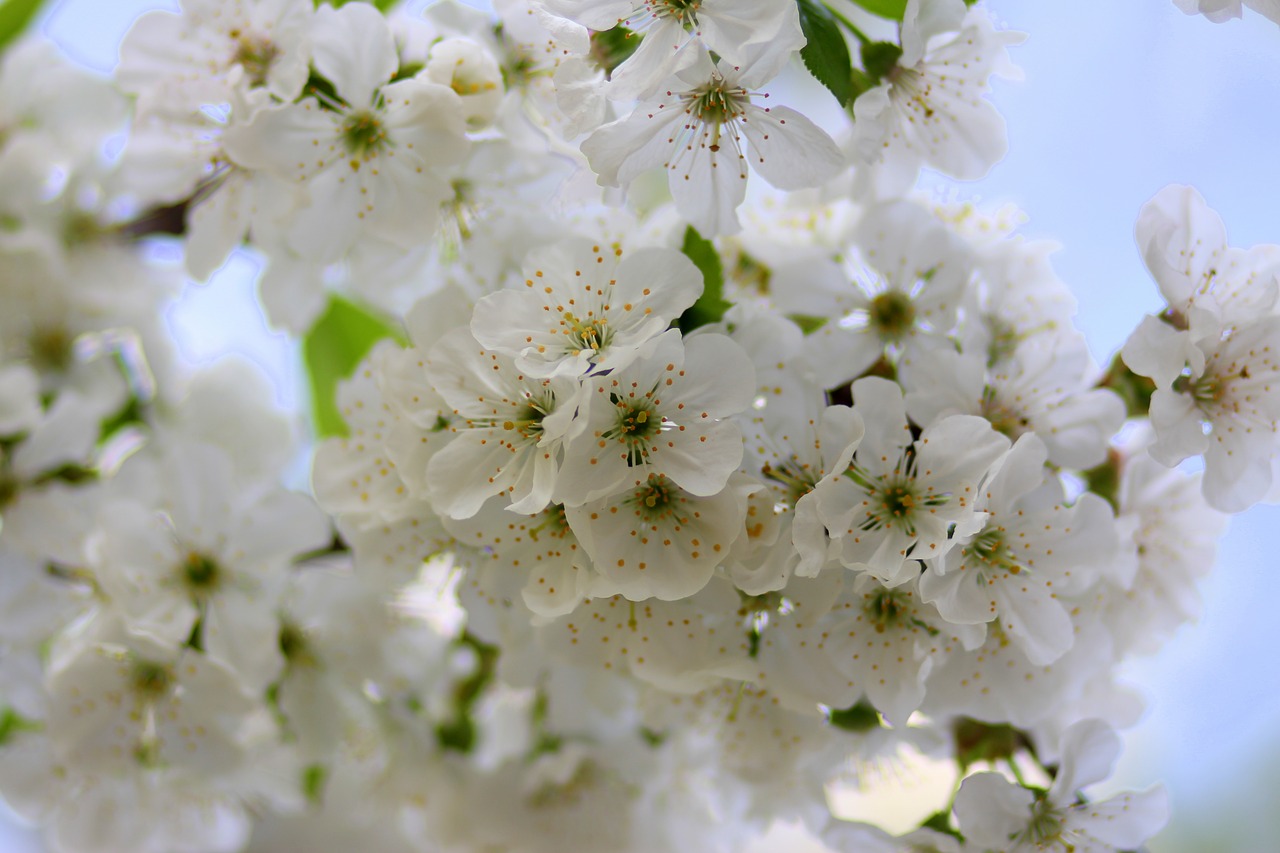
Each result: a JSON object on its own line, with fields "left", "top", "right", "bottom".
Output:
{"left": 0, "top": 0, "right": 1274, "bottom": 851}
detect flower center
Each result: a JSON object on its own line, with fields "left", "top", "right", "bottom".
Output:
{"left": 848, "top": 452, "right": 948, "bottom": 537}
{"left": 967, "top": 527, "right": 1022, "bottom": 574}
{"left": 232, "top": 35, "right": 279, "bottom": 87}
{"left": 182, "top": 552, "right": 221, "bottom": 592}
{"left": 341, "top": 110, "right": 389, "bottom": 161}
{"left": 28, "top": 326, "right": 73, "bottom": 372}
{"left": 604, "top": 395, "right": 662, "bottom": 466}
{"left": 761, "top": 458, "right": 817, "bottom": 510}
{"left": 130, "top": 659, "right": 174, "bottom": 699}
{"left": 980, "top": 388, "right": 1030, "bottom": 440}
{"left": 648, "top": 0, "right": 702, "bottom": 26}
{"left": 529, "top": 504, "right": 571, "bottom": 540}
{"left": 625, "top": 474, "right": 684, "bottom": 522}
{"left": 502, "top": 393, "right": 555, "bottom": 441}
{"left": 687, "top": 79, "right": 748, "bottom": 129}
{"left": 1022, "top": 797, "right": 1064, "bottom": 846}
{"left": 279, "top": 621, "right": 316, "bottom": 667}
{"left": 562, "top": 311, "right": 611, "bottom": 355}
{"left": 1173, "top": 370, "right": 1223, "bottom": 407}
{"left": 864, "top": 588, "right": 911, "bottom": 633}
{"left": 869, "top": 291, "right": 916, "bottom": 342}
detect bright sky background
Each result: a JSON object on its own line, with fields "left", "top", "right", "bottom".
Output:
{"left": 3, "top": 2, "right": 1277, "bottom": 851}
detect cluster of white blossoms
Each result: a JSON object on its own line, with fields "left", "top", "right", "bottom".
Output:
{"left": 0, "top": 0, "right": 1273, "bottom": 850}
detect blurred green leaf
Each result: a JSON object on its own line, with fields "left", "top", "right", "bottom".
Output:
{"left": 678, "top": 226, "right": 730, "bottom": 333}
{"left": 316, "top": 0, "right": 398, "bottom": 10}
{"left": 861, "top": 40, "right": 903, "bottom": 82}
{"left": 0, "top": 0, "right": 46, "bottom": 53}
{"left": 851, "top": 0, "right": 909, "bottom": 20}
{"left": 797, "top": 0, "right": 856, "bottom": 107}
{"left": 302, "top": 295, "right": 406, "bottom": 439}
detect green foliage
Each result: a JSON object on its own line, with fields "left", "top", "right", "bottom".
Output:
{"left": 788, "top": 314, "right": 829, "bottom": 336}
{"left": 861, "top": 40, "right": 903, "bottom": 83}
{"left": 302, "top": 763, "right": 329, "bottom": 805}
{"left": 953, "top": 717, "right": 1032, "bottom": 772}
{"left": 678, "top": 226, "right": 731, "bottom": 334}
{"left": 436, "top": 632, "right": 499, "bottom": 754}
{"left": 920, "top": 810, "right": 964, "bottom": 840}
{"left": 1083, "top": 449, "right": 1123, "bottom": 513}
{"left": 0, "top": 706, "right": 41, "bottom": 745}
{"left": 828, "top": 700, "right": 883, "bottom": 732}
{"left": 0, "top": 0, "right": 46, "bottom": 53}
{"left": 851, "top": 0, "right": 909, "bottom": 20}
{"left": 302, "top": 295, "right": 407, "bottom": 439}
{"left": 590, "top": 25, "right": 642, "bottom": 78}
{"left": 1098, "top": 351, "right": 1156, "bottom": 418}
{"left": 797, "top": 0, "right": 856, "bottom": 108}
{"left": 315, "top": 0, "right": 398, "bottom": 10}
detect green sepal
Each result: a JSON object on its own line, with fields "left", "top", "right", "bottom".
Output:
{"left": 0, "top": 0, "right": 47, "bottom": 54}
{"left": 677, "top": 226, "right": 731, "bottom": 334}
{"left": 797, "top": 0, "right": 857, "bottom": 108}
{"left": 302, "top": 295, "right": 408, "bottom": 440}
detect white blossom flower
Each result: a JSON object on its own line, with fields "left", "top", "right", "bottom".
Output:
{"left": 425, "top": 328, "right": 582, "bottom": 518}
{"left": 1124, "top": 313, "right": 1280, "bottom": 511}
{"left": 582, "top": 51, "right": 845, "bottom": 236}
{"left": 800, "top": 200, "right": 973, "bottom": 390}
{"left": 45, "top": 619, "right": 260, "bottom": 775}
{"left": 1174, "top": 0, "right": 1280, "bottom": 25}
{"left": 223, "top": 3, "right": 468, "bottom": 261}
{"left": 90, "top": 439, "right": 330, "bottom": 689}
{"left": 470, "top": 238, "right": 702, "bottom": 378}
{"left": 919, "top": 434, "right": 1120, "bottom": 665}
{"left": 566, "top": 471, "right": 756, "bottom": 601}
{"left": 850, "top": 1, "right": 1024, "bottom": 196}
{"left": 954, "top": 719, "right": 1169, "bottom": 853}
{"left": 1135, "top": 184, "right": 1280, "bottom": 337}
{"left": 813, "top": 377, "right": 1010, "bottom": 586}
{"left": 558, "top": 330, "right": 755, "bottom": 504}
{"left": 903, "top": 337, "right": 1124, "bottom": 470}
{"left": 118, "top": 0, "right": 313, "bottom": 112}
{"left": 539, "top": 0, "right": 804, "bottom": 100}
{"left": 1105, "top": 442, "right": 1227, "bottom": 657}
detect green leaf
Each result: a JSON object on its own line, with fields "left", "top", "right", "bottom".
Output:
{"left": 302, "top": 295, "right": 407, "bottom": 439}
{"left": 302, "top": 763, "right": 329, "bottom": 805}
{"left": 851, "top": 0, "right": 909, "bottom": 21}
{"left": 920, "top": 811, "right": 964, "bottom": 841}
{"left": 589, "top": 25, "right": 642, "bottom": 78}
{"left": 827, "top": 700, "right": 882, "bottom": 733}
{"left": 1098, "top": 350, "right": 1156, "bottom": 419}
{"left": 0, "top": 706, "right": 42, "bottom": 745}
{"left": 796, "top": 0, "right": 856, "bottom": 108}
{"left": 0, "top": 0, "right": 45, "bottom": 53}
{"left": 860, "top": 40, "right": 903, "bottom": 83}
{"left": 952, "top": 717, "right": 1031, "bottom": 772}
{"left": 677, "top": 226, "right": 730, "bottom": 334}
{"left": 315, "top": 0, "right": 398, "bottom": 10}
